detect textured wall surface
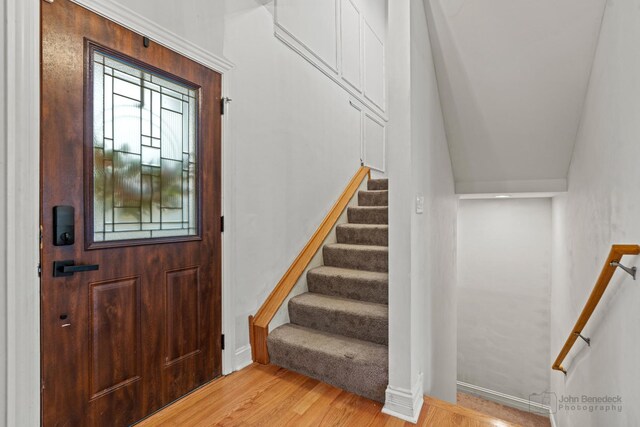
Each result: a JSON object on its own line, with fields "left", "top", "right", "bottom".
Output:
{"left": 550, "top": 0, "right": 640, "bottom": 424}
{"left": 458, "top": 198, "right": 551, "bottom": 400}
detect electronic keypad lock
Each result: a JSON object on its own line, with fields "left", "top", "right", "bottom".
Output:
{"left": 53, "top": 206, "right": 75, "bottom": 246}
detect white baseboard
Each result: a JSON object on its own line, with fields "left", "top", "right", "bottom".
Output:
{"left": 382, "top": 373, "right": 424, "bottom": 424}
{"left": 457, "top": 381, "right": 555, "bottom": 424}
{"left": 234, "top": 345, "right": 253, "bottom": 371}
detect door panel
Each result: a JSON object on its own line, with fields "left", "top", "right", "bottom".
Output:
{"left": 165, "top": 267, "right": 201, "bottom": 365}
{"left": 89, "top": 277, "right": 141, "bottom": 399}
{"left": 40, "top": 1, "right": 222, "bottom": 425}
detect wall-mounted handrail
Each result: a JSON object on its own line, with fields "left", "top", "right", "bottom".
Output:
{"left": 249, "top": 166, "right": 371, "bottom": 364}
{"left": 552, "top": 244, "right": 640, "bottom": 374}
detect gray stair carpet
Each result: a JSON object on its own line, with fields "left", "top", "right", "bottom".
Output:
{"left": 307, "top": 267, "right": 388, "bottom": 304}
{"left": 336, "top": 223, "right": 388, "bottom": 246}
{"left": 358, "top": 190, "right": 388, "bottom": 206}
{"left": 289, "top": 293, "right": 388, "bottom": 345}
{"left": 268, "top": 178, "right": 389, "bottom": 402}
{"left": 348, "top": 206, "right": 388, "bottom": 224}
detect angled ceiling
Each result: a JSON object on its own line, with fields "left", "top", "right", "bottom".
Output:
{"left": 424, "top": 0, "right": 606, "bottom": 194}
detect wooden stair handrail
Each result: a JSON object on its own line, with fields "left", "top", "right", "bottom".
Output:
{"left": 249, "top": 166, "right": 371, "bottom": 364}
{"left": 552, "top": 244, "right": 640, "bottom": 374}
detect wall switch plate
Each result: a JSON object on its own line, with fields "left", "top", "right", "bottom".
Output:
{"left": 416, "top": 195, "right": 424, "bottom": 214}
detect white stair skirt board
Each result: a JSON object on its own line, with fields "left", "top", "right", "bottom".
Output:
{"left": 382, "top": 373, "right": 424, "bottom": 424}
{"left": 457, "top": 381, "right": 554, "bottom": 423}
{"left": 234, "top": 345, "right": 253, "bottom": 372}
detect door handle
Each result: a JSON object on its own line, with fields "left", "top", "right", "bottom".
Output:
{"left": 53, "top": 260, "right": 100, "bottom": 277}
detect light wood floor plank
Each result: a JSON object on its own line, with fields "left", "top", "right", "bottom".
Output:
{"left": 137, "top": 364, "right": 519, "bottom": 427}
{"left": 284, "top": 382, "right": 344, "bottom": 427}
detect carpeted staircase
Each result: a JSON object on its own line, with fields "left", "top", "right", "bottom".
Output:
{"left": 267, "top": 178, "right": 389, "bottom": 402}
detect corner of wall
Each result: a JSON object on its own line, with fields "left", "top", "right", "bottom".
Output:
{"left": 234, "top": 344, "right": 253, "bottom": 371}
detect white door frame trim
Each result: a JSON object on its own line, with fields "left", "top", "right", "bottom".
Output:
{"left": 4, "top": 1, "right": 234, "bottom": 425}
{"left": 4, "top": 1, "right": 41, "bottom": 425}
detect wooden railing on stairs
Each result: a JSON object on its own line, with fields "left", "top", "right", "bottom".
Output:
{"left": 249, "top": 166, "right": 371, "bottom": 364}
{"left": 552, "top": 244, "right": 640, "bottom": 374}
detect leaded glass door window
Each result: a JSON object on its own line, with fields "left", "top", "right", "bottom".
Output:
{"left": 90, "top": 48, "right": 199, "bottom": 243}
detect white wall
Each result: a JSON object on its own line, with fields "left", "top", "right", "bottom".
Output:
{"left": 385, "top": 1, "right": 422, "bottom": 420}
{"left": 273, "top": 0, "right": 387, "bottom": 114}
{"left": 412, "top": 0, "right": 458, "bottom": 403}
{"left": 106, "top": 0, "right": 226, "bottom": 58}
{"left": 0, "top": 0, "right": 7, "bottom": 422}
{"left": 457, "top": 199, "right": 551, "bottom": 400}
{"left": 550, "top": 0, "right": 640, "bottom": 424}
{"left": 385, "top": 0, "right": 457, "bottom": 419}
{"left": 271, "top": 0, "right": 388, "bottom": 170}
{"left": 223, "top": 0, "right": 382, "bottom": 354}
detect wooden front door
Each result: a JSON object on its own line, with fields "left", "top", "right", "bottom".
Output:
{"left": 40, "top": 1, "right": 222, "bottom": 425}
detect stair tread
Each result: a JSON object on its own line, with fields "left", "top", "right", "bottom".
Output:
{"left": 336, "top": 223, "right": 388, "bottom": 246}
{"left": 359, "top": 190, "right": 388, "bottom": 194}
{"left": 307, "top": 266, "right": 388, "bottom": 304}
{"left": 267, "top": 324, "right": 388, "bottom": 401}
{"left": 324, "top": 244, "right": 388, "bottom": 272}
{"left": 336, "top": 223, "right": 388, "bottom": 230}
{"left": 269, "top": 323, "right": 388, "bottom": 362}
{"left": 289, "top": 293, "right": 388, "bottom": 345}
{"left": 291, "top": 292, "right": 388, "bottom": 318}
{"left": 308, "top": 266, "right": 388, "bottom": 282}
{"left": 357, "top": 191, "right": 388, "bottom": 207}
{"left": 325, "top": 243, "right": 388, "bottom": 252}
{"left": 367, "top": 179, "right": 388, "bottom": 191}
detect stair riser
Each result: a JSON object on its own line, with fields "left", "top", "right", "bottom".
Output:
{"left": 307, "top": 272, "right": 388, "bottom": 304}
{"left": 358, "top": 191, "right": 388, "bottom": 207}
{"left": 367, "top": 179, "right": 388, "bottom": 191}
{"left": 347, "top": 207, "right": 388, "bottom": 225}
{"left": 268, "top": 336, "right": 387, "bottom": 402}
{"left": 323, "top": 247, "right": 388, "bottom": 272}
{"left": 289, "top": 301, "right": 388, "bottom": 345}
{"left": 336, "top": 226, "right": 388, "bottom": 246}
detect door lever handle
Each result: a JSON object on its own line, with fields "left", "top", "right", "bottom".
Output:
{"left": 62, "top": 264, "right": 99, "bottom": 273}
{"left": 53, "top": 260, "right": 99, "bottom": 277}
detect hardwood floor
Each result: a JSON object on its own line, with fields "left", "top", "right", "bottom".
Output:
{"left": 457, "top": 392, "right": 550, "bottom": 427}
{"left": 137, "top": 364, "right": 516, "bottom": 426}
